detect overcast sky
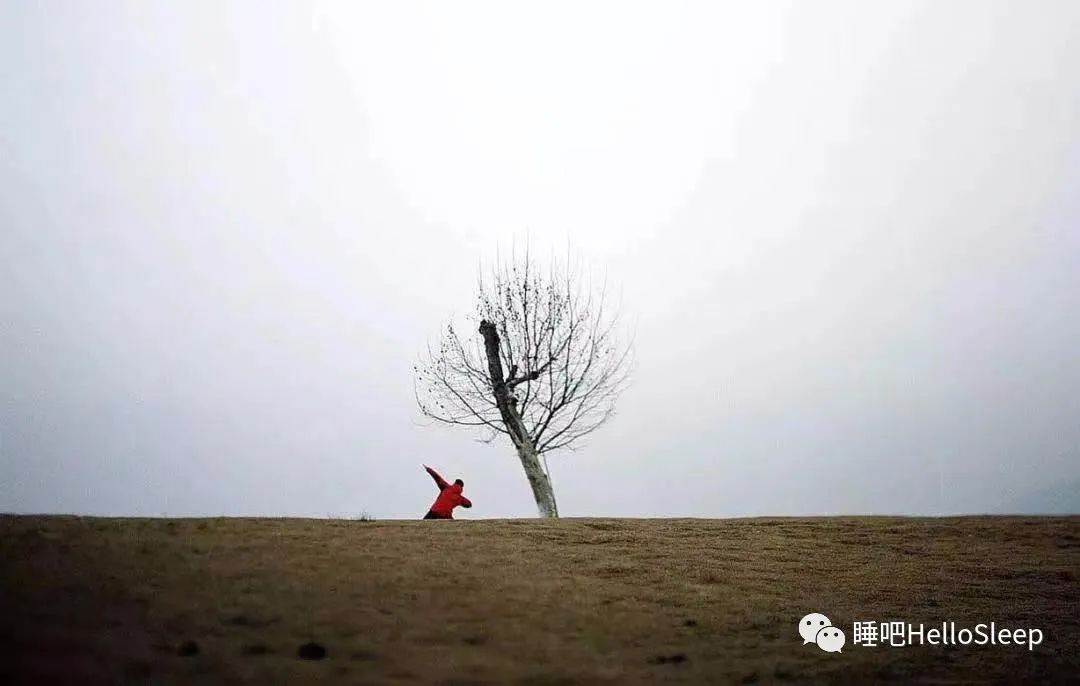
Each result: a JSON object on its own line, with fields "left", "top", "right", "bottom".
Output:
{"left": 3, "top": 1, "right": 1078, "bottom": 518}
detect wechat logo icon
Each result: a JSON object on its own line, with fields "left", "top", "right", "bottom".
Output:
{"left": 799, "top": 613, "right": 846, "bottom": 653}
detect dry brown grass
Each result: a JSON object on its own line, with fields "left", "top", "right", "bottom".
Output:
{"left": 1, "top": 515, "right": 1077, "bottom": 684}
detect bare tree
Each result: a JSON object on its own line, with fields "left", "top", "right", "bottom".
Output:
{"left": 414, "top": 249, "right": 632, "bottom": 517}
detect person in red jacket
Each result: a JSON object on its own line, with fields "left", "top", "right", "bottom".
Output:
{"left": 422, "top": 464, "right": 473, "bottom": 519}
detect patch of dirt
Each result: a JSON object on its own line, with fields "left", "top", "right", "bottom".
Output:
{"left": 1, "top": 515, "right": 1077, "bottom": 683}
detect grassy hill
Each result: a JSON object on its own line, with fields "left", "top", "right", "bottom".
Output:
{"left": 2, "top": 515, "right": 1077, "bottom": 684}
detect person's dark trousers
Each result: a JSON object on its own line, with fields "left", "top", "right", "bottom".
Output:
{"left": 423, "top": 510, "right": 451, "bottom": 520}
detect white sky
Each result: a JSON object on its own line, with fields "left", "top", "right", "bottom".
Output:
{"left": 2, "top": 1, "right": 1079, "bottom": 517}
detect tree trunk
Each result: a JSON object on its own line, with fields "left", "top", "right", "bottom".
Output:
{"left": 479, "top": 319, "right": 559, "bottom": 518}
{"left": 517, "top": 441, "right": 558, "bottom": 518}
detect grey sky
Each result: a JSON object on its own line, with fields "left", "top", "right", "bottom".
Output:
{"left": 2, "top": 1, "right": 1078, "bottom": 518}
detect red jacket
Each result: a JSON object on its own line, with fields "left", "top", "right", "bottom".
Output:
{"left": 425, "top": 465, "right": 472, "bottom": 518}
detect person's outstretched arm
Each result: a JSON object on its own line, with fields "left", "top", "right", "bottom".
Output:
{"left": 459, "top": 495, "right": 472, "bottom": 508}
{"left": 423, "top": 464, "right": 449, "bottom": 490}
